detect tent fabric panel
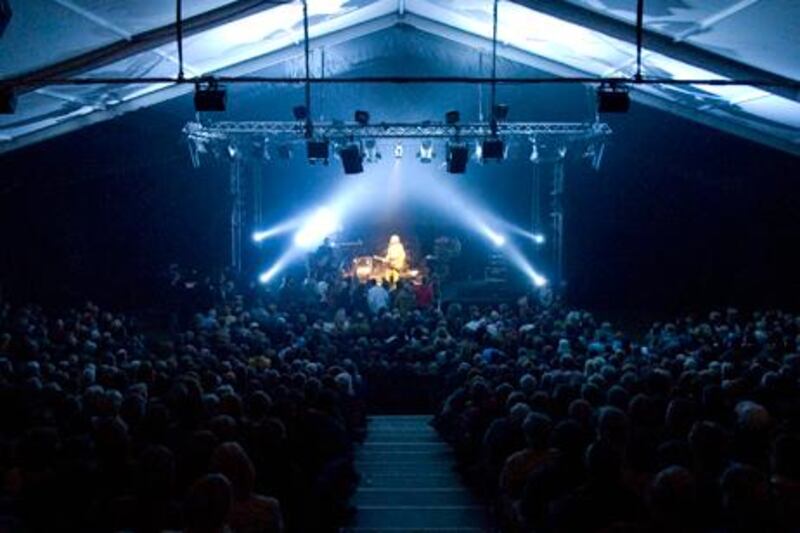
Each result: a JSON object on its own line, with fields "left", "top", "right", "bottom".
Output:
{"left": 172, "top": 0, "right": 393, "bottom": 76}
{"left": 0, "top": 0, "right": 122, "bottom": 78}
{"left": 65, "top": 0, "right": 238, "bottom": 36}
{"left": 684, "top": 0, "right": 800, "bottom": 80}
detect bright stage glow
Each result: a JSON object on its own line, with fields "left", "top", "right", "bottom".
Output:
{"left": 531, "top": 272, "right": 548, "bottom": 287}
{"left": 252, "top": 219, "right": 297, "bottom": 243}
{"left": 293, "top": 207, "right": 342, "bottom": 250}
{"left": 486, "top": 230, "right": 506, "bottom": 247}
{"left": 532, "top": 233, "right": 546, "bottom": 245}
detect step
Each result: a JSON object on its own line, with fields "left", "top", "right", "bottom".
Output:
{"left": 361, "top": 473, "right": 463, "bottom": 489}
{"left": 357, "top": 450, "right": 455, "bottom": 463}
{"left": 353, "top": 506, "right": 490, "bottom": 529}
{"left": 367, "top": 433, "right": 444, "bottom": 444}
{"left": 354, "top": 488, "right": 476, "bottom": 507}
{"left": 368, "top": 415, "right": 434, "bottom": 422}
{"left": 345, "top": 527, "right": 487, "bottom": 533}
{"left": 361, "top": 442, "right": 450, "bottom": 452}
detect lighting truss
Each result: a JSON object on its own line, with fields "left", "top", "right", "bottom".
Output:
{"left": 184, "top": 120, "right": 611, "bottom": 144}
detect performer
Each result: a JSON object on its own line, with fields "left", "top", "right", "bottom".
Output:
{"left": 383, "top": 234, "right": 407, "bottom": 284}
{"left": 312, "top": 237, "right": 336, "bottom": 278}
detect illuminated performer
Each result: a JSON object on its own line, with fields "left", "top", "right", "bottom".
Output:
{"left": 383, "top": 234, "right": 407, "bottom": 284}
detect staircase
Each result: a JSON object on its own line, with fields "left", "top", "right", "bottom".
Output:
{"left": 348, "top": 415, "right": 492, "bottom": 532}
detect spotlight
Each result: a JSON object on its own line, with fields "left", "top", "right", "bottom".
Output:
{"left": 293, "top": 105, "right": 308, "bottom": 120}
{"left": 446, "top": 142, "right": 469, "bottom": 174}
{"left": 259, "top": 263, "right": 285, "bottom": 284}
{"left": 394, "top": 142, "right": 404, "bottom": 159}
{"left": 529, "top": 138, "right": 539, "bottom": 163}
{"left": 486, "top": 230, "right": 506, "bottom": 247}
{"left": 445, "top": 110, "right": 460, "bottom": 125}
{"left": 493, "top": 104, "right": 509, "bottom": 120}
{"left": 262, "top": 138, "right": 271, "bottom": 161}
{"left": 597, "top": 82, "right": 630, "bottom": 113}
{"left": 194, "top": 79, "right": 226, "bottom": 112}
{"left": 227, "top": 143, "right": 239, "bottom": 160}
{"left": 339, "top": 143, "right": 364, "bottom": 174}
{"left": 531, "top": 273, "right": 548, "bottom": 287}
{"left": 481, "top": 138, "right": 505, "bottom": 162}
{"left": 306, "top": 139, "right": 329, "bottom": 164}
{"left": 417, "top": 140, "right": 435, "bottom": 163}
{"left": 532, "top": 233, "right": 546, "bottom": 245}
{"left": 363, "top": 139, "right": 381, "bottom": 162}
{"left": 276, "top": 144, "right": 293, "bottom": 159}
{"left": 354, "top": 110, "right": 370, "bottom": 125}
{"left": 584, "top": 142, "right": 605, "bottom": 171}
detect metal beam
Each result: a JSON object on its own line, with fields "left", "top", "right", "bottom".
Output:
{"left": 403, "top": 13, "right": 800, "bottom": 158}
{"left": 184, "top": 120, "right": 611, "bottom": 140}
{"left": 510, "top": 0, "right": 799, "bottom": 103}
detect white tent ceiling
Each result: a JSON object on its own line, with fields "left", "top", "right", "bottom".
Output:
{"left": 0, "top": 0, "right": 798, "bottom": 155}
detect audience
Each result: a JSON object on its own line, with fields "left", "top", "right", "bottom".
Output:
{"left": 0, "top": 267, "right": 799, "bottom": 532}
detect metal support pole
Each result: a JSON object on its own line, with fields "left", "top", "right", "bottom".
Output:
{"left": 550, "top": 159, "right": 565, "bottom": 287}
{"left": 531, "top": 162, "right": 541, "bottom": 237}
{"left": 251, "top": 157, "right": 263, "bottom": 229}
{"left": 229, "top": 156, "right": 243, "bottom": 274}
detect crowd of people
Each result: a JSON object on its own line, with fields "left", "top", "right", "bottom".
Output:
{"left": 435, "top": 308, "right": 800, "bottom": 532}
{"left": 0, "top": 266, "right": 799, "bottom": 532}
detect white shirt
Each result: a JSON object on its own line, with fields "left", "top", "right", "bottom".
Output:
{"left": 367, "top": 285, "right": 390, "bottom": 314}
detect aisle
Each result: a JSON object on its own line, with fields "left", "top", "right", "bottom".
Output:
{"left": 348, "top": 415, "right": 492, "bottom": 532}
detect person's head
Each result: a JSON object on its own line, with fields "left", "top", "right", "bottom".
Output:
{"left": 390, "top": 234, "right": 401, "bottom": 245}
{"left": 184, "top": 473, "right": 232, "bottom": 533}
{"left": 585, "top": 439, "right": 622, "bottom": 483}
{"left": 596, "top": 406, "right": 629, "bottom": 453}
{"left": 648, "top": 466, "right": 697, "bottom": 529}
{"left": 720, "top": 463, "right": 769, "bottom": 530}
{"left": 210, "top": 442, "right": 256, "bottom": 501}
{"left": 522, "top": 412, "right": 552, "bottom": 450}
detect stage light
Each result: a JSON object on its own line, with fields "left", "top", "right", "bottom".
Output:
{"left": 194, "top": 79, "right": 226, "bottom": 112}
{"left": 293, "top": 105, "right": 308, "bottom": 120}
{"left": 294, "top": 207, "right": 341, "bottom": 249}
{"left": 259, "top": 264, "right": 283, "bottom": 284}
{"left": 276, "top": 144, "right": 293, "bottom": 159}
{"left": 227, "top": 143, "right": 239, "bottom": 159}
{"left": 0, "top": 86, "right": 14, "bottom": 115}
{"left": 584, "top": 142, "right": 605, "bottom": 171}
{"left": 339, "top": 143, "right": 363, "bottom": 174}
{"left": 529, "top": 137, "right": 539, "bottom": 163}
{"left": 481, "top": 138, "right": 505, "bottom": 162}
{"left": 598, "top": 83, "right": 630, "bottom": 113}
{"left": 417, "top": 140, "right": 435, "bottom": 163}
{"left": 363, "top": 139, "right": 381, "bottom": 162}
{"left": 252, "top": 219, "right": 297, "bottom": 243}
{"left": 532, "top": 233, "right": 546, "bottom": 245}
{"left": 531, "top": 272, "right": 548, "bottom": 287}
{"left": 493, "top": 104, "right": 509, "bottom": 120}
{"left": 483, "top": 228, "right": 506, "bottom": 248}
{"left": 394, "top": 142, "right": 404, "bottom": 159}
{"left": 445, "top": 110, "right": 460, "bottom": 125}
{"left": 306, "top": 139, "right": 329, "bottom": 164}
{"left": 354, "top": 110, "right": 370, "bottom": 125}
{"left": 446, "top": 142, "right": 469, "bottom": 174}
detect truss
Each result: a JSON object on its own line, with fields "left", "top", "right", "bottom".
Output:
{"left": 184, "top": 120, "right": 612, "bottom": 143}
